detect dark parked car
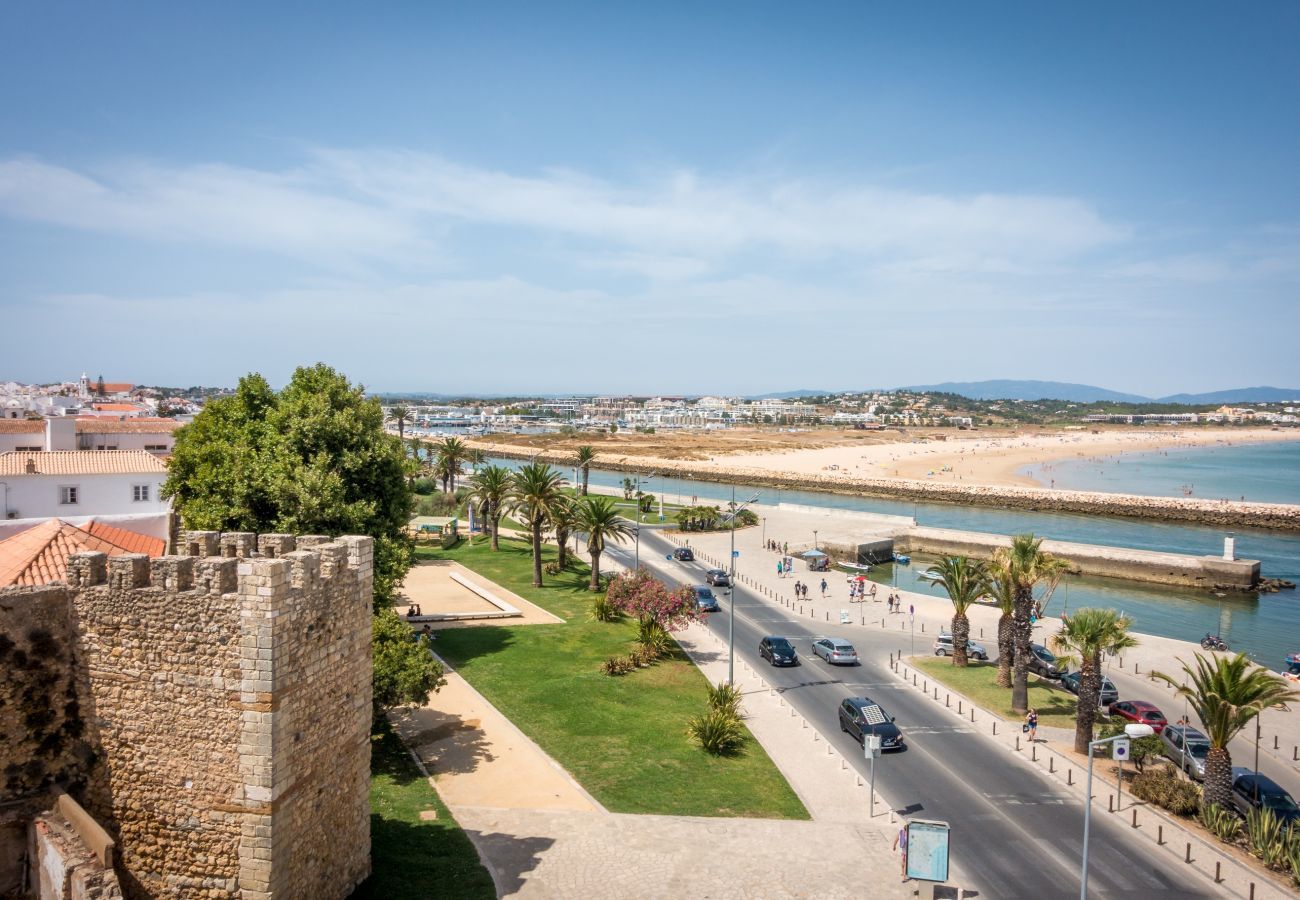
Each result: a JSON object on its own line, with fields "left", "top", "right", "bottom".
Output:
{"left": 838, "top": 697, "right": 904, "bottom": 750}
{"left": 692, "top": 585, "right": 720, "bottom": 613}
{"left": 812, "top": 638, "right": 860, "bottom": 666}
{"left": 1160, "top": 724, "right": 1210, "bottom": 781}
{"left": 1107, "top": 700, "right": 1167, "bottom": 733}
{"left": 1058, "top": 671, "right": 1119, "bottom": 708}
{"left": 759, "top": 636, "right": 799, "bottom": 667}
{"left": 1230, "top": 768, "right": 1300, "bottom": 825}
{"left": 1027, "top": 643, "right": 1066, "bottom": 679}
{"left": 673, "top": 547, "right": 695, "bottom": 562}
{"left": 705, "top": 568, "right": 731, "bottom": 587}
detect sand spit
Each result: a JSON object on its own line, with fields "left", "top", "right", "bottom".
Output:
{"left": 467, "top": 437, "right": 1300, "bottom": 533}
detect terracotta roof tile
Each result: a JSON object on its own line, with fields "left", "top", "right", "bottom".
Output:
{"left": 0, "top": 450, "right": 168, "bottom": 476}
{"left": 0, "top": 420, "right": 43, "bottom": 433}
{"left": 97, "top": 383, "right": 134, "bottom": 394}
{"left": 0, "top": 518, "right": 161, "bottom": 587}
{"left": 91, "top": 403, "right": 144, "bottom": 412}
{"left": 85, "top": 520, "right": 165, "bottom": 556}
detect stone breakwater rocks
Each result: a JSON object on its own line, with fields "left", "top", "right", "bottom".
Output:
{"left": 469, "top": 441, "right": 1300, "bottom": 533}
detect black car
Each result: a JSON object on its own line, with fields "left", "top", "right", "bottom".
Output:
{"left": 759, "top": 636, "right": 799, "bottom": 667}
{"left": 692, "top": 585, "right": 720, "bottom": 613}
{"left": 673, "top": 547, "right": 695, "bottom": 562}
{"left": 1058, "top": 671, "right": 1119, "bottom": 707}
{"left": 838, "top": 697, "right": 904, "bottom": 750}
{"left": 1230, "top": 768, "right": 1300, "bottom": 825}
{"left": 705, "top": 568, "right": 731, "bottom": 587}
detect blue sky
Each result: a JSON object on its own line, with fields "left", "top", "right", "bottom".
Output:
{"left": 2, "top": 2, "right": 1298, "bottom": 396}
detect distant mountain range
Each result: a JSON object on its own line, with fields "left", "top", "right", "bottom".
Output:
{"left": 894, "top": 380, "right": 1300, "bottom": 404}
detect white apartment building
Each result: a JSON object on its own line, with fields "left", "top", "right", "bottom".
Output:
{"left": 0, "top": 451, "right": 170, "bottom": 521}
{"left": 0, "top": 417, "right": 181, "bottom": 455}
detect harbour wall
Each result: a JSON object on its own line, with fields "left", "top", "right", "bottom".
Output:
{"left": 469, "top": 441, "right": 1300, "bottom": 533}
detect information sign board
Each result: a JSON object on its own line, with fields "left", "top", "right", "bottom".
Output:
{"left": 905, "top": 819, "right": 951, "bottom": 883}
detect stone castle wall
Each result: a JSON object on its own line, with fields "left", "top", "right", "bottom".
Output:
{"left": 0, "top": 530, "right": 373, "bottom": 899}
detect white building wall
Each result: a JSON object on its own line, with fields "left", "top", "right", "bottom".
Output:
{"left": 1, "top": 471, "right": 169, "bottom": 521}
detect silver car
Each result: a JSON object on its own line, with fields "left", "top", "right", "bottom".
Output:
{"left": 812, "top": 637, "right": 860, "bottom": 666}
{"left": 933, "top": 632, "right": 988, "bottom": 660}
{"left": 1161, "top": 724, "right": 1210, "bottom": 781}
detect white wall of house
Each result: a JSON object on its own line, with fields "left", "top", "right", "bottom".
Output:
{"left": 1, "top": 471, "right": 169, "bottom": 521}
{"left": 0, "top": 432, "right": 45, "bottom": 454}
{"left": 74, "top": 430, "right": 176, "bottom": 453}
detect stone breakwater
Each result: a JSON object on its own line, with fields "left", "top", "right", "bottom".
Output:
{"left": 469, "top": 441, "right": 1300, "bottom": 533}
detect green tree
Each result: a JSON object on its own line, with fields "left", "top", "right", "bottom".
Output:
{"left": 467, "top": 448, "right": 486, "bottom": 473}
{"left": 1153, "top": 653, "right": 1299, "bottom": 810}
{"left": 435, "top": 437, "right": 468, "bottom": 494}
{"left": 549, "top": 495, "right": 577, "bottom": 569}
{"left": 371, "top": 607, "right": 445, "bottom": 712}
{"left": 388, "top": 404, "right": 412, "bottom": 440}
{"left": 467, "top": 465, "right": 512, "bottom": 551}
{"left": 1050, "top": 608, "right": 1139, "bottom": 753}
{"left": 621, "top": 477, "right": 635, "bottom": 500}
{"left": 163, "top": 364, "right": 414, "bottom": 606}
{"left": 575, "top": 445, "right": 597, "bottom": 495}
{"left": 575, "top": 496, "right": 635, "bottom": 591}
{"left": 508, "top": 463, "right": 567, "bottom": 586}
{"left": 925, "top": 556, "right": 990, "bottom": 668}
{"left": 987, "top": 568, "right": 1016, "bottom": 688}
{"left": 992, "top": 534, "right": 1069, "bottom": 713}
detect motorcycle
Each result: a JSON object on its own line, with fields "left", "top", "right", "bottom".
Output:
{"left": 1201, "top": 633, "right": 1228, "bottom": 651}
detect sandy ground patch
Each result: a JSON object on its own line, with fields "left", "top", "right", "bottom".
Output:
{"left": 397, "top": 559, "right": 565, "bottom": 627}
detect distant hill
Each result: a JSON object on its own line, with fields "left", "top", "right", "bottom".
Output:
{"left": 1156, "top": 387, "right": 1300, "bottom": 404}
{"left": 897, "top": 380, "right": 1150, "bottom": 403}
{"left": 748, "top": 389, "right": 837, "bottom": 399}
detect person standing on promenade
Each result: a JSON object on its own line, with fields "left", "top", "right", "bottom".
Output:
{"left": 820, "top": 578, "right": 828, "bottom": 598}
{"left": 893, "top": 821, "right": 909, "bottom": 883}
{"left": 1026, "top": 709, "right": 1039, "bottom": 743}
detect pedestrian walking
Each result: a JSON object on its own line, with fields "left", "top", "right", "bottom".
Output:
{"left": 776, "top": 560, "right": 783, "bottom": 579}
{"left": 1025, "top": 709, "right": 1039, "bottom": 743}
{"left": 820, "top": 578, "right": 828, "bottom": 598}
{"left": 893, "top": 821, "right": 909, "bottom": 883}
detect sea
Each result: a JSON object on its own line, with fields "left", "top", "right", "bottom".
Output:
{"left": 489, "top": 441, "right": 1300, "bottom": 670}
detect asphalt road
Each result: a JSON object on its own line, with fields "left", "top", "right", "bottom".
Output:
{"left": 623, "top": 531, "right": 1216, "bottom": 900}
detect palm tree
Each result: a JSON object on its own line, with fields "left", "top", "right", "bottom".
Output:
{"left": 1153, "top": 653, "right": 1299, "bottom": 810}
{"left": 1050, "top": 609, "right": 1138, "bottom": 754}
{"left": 994, "top": 534, "right": 1070, "bottom": 713}
{"left": 468, "top": 465, "right": 512, "bottom": 551}
{"left": 435, "top": 437, "right": 468, "bottom": 493}
{"left": 987, "top": 567, "right": 1017, "bottom": 688}
{"left": 388, "top": 404, "right": 412, "bottom": 439}
{"left": 575, "top": 496, "right": 635, "bottom": 591}
{"left": 508, "top": 463, "right": 568, "bottom": 586}
{"left": 549, "top": 495, "right": 578, "bottom": 569}
{"left": 575, "top": 445, "right": 597, "bottom": 495}
{"left": 925, "top": 556, "right": 990, "bottom": 668}
{"left": 467, "top": 448, "right": 486, "bottom": 473}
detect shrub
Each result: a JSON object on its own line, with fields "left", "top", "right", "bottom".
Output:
{"left": 544, "top": 561, "right": 563, "bottom": 576}
{"left": 687, "top": 709, "right": 746, "bottom": 756}
{"left": 602, "top": 655, "right": 634, "bottom": 677}
{"left": 706, "top": 680, "right": 745, "bottom": 719}
{"left": 1129, "top": 766, "right": 1200, "bottom": 816}
{"left": 627, "top": 649, "right": 647, "bottom": 668}
{"left": 589, "top": 594, "right": 621, "bottom": 623}
{"left": 1289, "top": 838, "right": 1300, "bottom": 885}
{"left": 1199, "top": 803, "right": 1242, "bottom": 844}
{"left": 638, "top": 620, "right": 673, "bottom": 659}
{"left": 1246, "top": 807, "right": 1290, "bottom": 869}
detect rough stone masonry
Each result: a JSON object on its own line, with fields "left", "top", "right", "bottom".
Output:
{"left": 0, "top": 530, "right": 373, "bottom": 899}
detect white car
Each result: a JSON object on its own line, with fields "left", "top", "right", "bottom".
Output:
{"left": 933, "top": 632, "right": 988, "bottom": 660}
{"left": 812, "top": 637, "right": 860, "bottom": 666}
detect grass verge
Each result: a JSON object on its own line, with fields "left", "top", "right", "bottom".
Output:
{"left": 416, "top": 535, "right": 808, "bottom": 820}
{"left": 354, "top": 718, "right": 496, "bottom": 900}
{"left": 911, "top": 656, "right": 1079, "bottom": 730}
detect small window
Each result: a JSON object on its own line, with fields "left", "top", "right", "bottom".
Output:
{"left": 59, "top": 486, "right": 79, "bottom": 505}
{"left": 144, "top": 443, "right": 168, "bottom": 451}
{"left": 96, "top": 444, "right": 119, "bottom": 451}
{"left": 132, "top": 484, "right": 151, "bottom": 502}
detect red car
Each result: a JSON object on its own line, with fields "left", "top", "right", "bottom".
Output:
{"left": 1107, "top": 700, "right": 1167, "bottom": 733}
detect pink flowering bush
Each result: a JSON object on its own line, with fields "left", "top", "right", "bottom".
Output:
{"left": 606, "top": 568, "right": 703, "bottom": 633}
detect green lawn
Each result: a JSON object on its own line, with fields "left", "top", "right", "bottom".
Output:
{"left": 354, "top": 719, "right": 496, "bottom": 900}
{"left": 911, "top": 656, "right": 1079, "bottom": 730}
{"left": 417, "top": 536, "right": 808, "bottom": 820}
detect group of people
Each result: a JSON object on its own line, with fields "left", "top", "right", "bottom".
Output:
{"left": 885, "top": 593, "right": 907, "bottom": 614}
{"left": 765, "top": 539, "right": 789, "bottom": 554}
{"left": 404, "top": 603, "right": 425, "bottom": 617}
{"left": 775, "top": 557, "right": 798, "bottom": 577}
{"left": 845, "top": 577, "right": 877, "bottom": 603}
{"left": 791, "top": 580, "right": 819, "bottom": 600}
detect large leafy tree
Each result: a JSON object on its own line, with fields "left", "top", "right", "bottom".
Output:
{"left": 574, "top": 496, "right": 635, "bottom": 591}
{"left": 575, "top": 445, "right": 597, "bottom": 495}
{"left": 371, "top": 608, "right": 445, "bottom": 712}
{"left": 993, "top": 534, "right": 1069, "bottom": 713}
{"left": 1154, "top": 653, "right": 1299, "bottom": 810}
{"left": 507, "top": 463, "right": 567, "bottom": 586}
{"left": 925, "top": 556, "right": 990, "bottom": 668}
{"left": 164, "top": 364, "right": 414, "bottom": 607}
{"left": 1050, "top": 608, "right": 1138, "bottom": 753}
{"left": 468, "top": 465, "right": 513, "bottom": 550}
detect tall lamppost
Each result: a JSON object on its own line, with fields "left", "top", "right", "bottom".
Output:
{"left": 723, "top": 486, "right": 760, "bottom": 684}
{"left": 1080, "top": 723, "right": 1155, "bottom": 899}
{"left": 632, "top": 472, "right": 658, "bottom": 570}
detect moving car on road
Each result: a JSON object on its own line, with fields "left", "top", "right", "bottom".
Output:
{"left": 838, "top": 696, "right": 904, "bottom": 750}
{"left": 1107, "top": 700, "right": 1167, "bottom": 733}
{"left": 692, "top": 585, "right": 720, "bottom": 613}
{"left": 1230, "top": 768, "right": 1300, "bottom": 825}
{"left": 1160, "top": 724, "right": 1210, "bottom": 781}
{"left": 705, "top": 568, "right": 731, "bottom": 587}
{"left": 1058, "top": 671, "right": 1119, "bottom": 708}
{"left": 1027, "top": 643, "right": 1066, "bottom": 679}
{"left": 812, "top": 637, "right": 860, "bottom": 666}
{"left": 759, "top": 636, "right": 799, "bottom": 667}
{"left": 673, "top": 547, "right": 695, "bottom": 562}
{"left": 933, "top": 632, "right": 989, "bottom": 660}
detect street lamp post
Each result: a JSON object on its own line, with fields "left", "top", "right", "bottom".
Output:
{"left": 632, "top": 473, "right": 656, "bottom": 570}
{"left": 723, "top": 486, "right": 760, "bottom": 684}
{"left": 1080, "top": 724, "right": 1155, "bottom": 899}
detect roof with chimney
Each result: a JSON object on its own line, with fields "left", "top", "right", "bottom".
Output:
{"left": 0, "top": 450, "right": 168, "bottom": 476}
